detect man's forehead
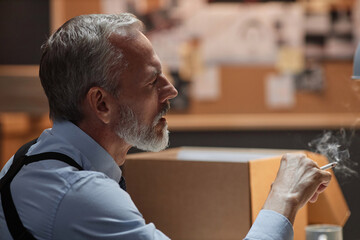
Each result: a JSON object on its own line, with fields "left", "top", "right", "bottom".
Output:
{"left": 109, "top": 29, "right": 161, "bottom": 77}
{"left": 109, "top": 30, "right": 147, "bottom": 52}
{"left": 111, "top": 30, "right": 158, "bottom": 61}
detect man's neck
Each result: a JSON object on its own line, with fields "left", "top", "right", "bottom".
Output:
{"left": 77, "top": 119, "right": 131, "bottom": 166}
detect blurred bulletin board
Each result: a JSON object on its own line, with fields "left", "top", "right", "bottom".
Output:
{"left": 186, "top": 61, "right": 360, "bottom": 114}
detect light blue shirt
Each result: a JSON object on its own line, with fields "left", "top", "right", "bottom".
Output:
{"left": 0, "top": 120, "right": 293, "bottom": 239}
{"left": 245, "top": 210, "right": 293, "bottom": 240}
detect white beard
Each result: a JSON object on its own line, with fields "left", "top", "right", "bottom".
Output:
{"left": 115, "top": 105, "right": 169, "bottom": 152}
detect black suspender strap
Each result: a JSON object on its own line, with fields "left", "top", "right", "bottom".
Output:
{"left": 1, "top": 180, "right": 36, "bottom": 240}
{"left": 24, "top": 152, "right": 83, "bottom": 170}
{"left": 0, "top": 139, "right": 38, "bottom": 190}
{"left": 0, "top": 139, "right": 83, "bottom": 240}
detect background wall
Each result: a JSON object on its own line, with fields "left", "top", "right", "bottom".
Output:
{"left": 0, "top": 0, "right": 359, "bottom": 239}
{"left": 0, "top": 0, "right": 50, "bottom": 64}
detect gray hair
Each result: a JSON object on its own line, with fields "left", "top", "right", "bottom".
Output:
{"left": 39, "top": 13, "right": 144, "bottom": 123}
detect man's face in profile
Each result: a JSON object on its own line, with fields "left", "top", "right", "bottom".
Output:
{"left": 109, "top": 30, "right": 177, "bottom": 152}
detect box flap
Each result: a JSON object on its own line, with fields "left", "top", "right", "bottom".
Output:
{"left": 177, "top": 148, "right": 282, "bottom": 162}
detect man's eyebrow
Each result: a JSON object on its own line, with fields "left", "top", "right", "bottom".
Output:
{"left": 151, "top": 68, "right": 161, "bottom": 78}
{"left": 144, "top": 68, "right": 159, "bottom": 84}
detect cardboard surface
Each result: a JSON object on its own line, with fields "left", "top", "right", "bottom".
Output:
{"left": 125, "top": 159, "right": 251, "bottom": 239}
{"left": 124, "top": 147, "right": 349, "bottom": 240}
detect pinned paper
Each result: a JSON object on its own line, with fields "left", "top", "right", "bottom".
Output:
{"left": 265, "top": 73, "right": 296, "bottom": 109}
{"left": 192, "top": 66, "right": 220, "bottom": 101}
{"left": 276, "top": 46, "right": 305, "bottom": 73}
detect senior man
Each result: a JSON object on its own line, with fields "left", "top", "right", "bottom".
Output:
{"left": 0, "top": 13, "right": 331, "bottom": 240}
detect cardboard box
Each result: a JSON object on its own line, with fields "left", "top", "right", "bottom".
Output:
{"left": 124, "top": 147, "right": 349, "bottom": 240}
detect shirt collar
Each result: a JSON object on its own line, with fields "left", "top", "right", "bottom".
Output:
{"left": 51, "top": 121, "right": 121, "bottom": 183}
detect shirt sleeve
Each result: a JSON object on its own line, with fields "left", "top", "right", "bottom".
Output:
{"left": 52, "top": 173, "right": 170, "bottom": 240}
{"left": 244, "top": 210, "right": 294, "bottom": 240}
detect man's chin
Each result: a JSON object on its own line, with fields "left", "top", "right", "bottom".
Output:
{"left": 138, "top": 129, "right": 169, "bottom": 152}
{"left": 136, "top": 141, "right": 168, "bottom": 152}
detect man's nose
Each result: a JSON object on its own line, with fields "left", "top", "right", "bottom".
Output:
{"left": 159, "top": 78, "right": 178, "bottom": 103}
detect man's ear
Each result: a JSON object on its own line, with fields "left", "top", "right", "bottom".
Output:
{"left": 86, "top": 87, "right": 113, "bottom": 124}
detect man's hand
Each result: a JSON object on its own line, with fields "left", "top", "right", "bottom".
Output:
{"left": 262, "top": 153, "right": 332, "bottom": 224}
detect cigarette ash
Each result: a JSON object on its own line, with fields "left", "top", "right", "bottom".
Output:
{"left": 308, "top": 129, "right": 358, "bottom": 183}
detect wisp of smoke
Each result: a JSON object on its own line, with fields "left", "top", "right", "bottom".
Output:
{"left": 308, "top": 128, "right": 359, "bottom": 183}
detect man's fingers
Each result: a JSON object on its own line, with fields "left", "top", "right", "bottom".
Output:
{"left": 309, "top": 192, "right": 319, "bottom": 203}
{"left": 309, "top": 172, "right": 331, "bottom": 203}
{"left": 309, "top": 183, "right": 329, "bottom": 203}
{"left": 320, "top": 170, "right": 332, "bottom": 186}
{"left": 317, "top": 182, "right": 329, "bottom": 194}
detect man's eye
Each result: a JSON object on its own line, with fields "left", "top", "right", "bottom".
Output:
{"left": 150, "top": 79, "right": 158, "bottom": 85}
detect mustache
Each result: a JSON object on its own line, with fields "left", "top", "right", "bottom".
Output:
{"left": 153, "top": 101, "right": 171, "bottom": 125}
{"left": 160, "top": 101, "right": 170, "bottom": 116}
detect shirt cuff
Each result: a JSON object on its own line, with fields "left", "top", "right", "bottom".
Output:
{"left": 244, "top": 209, "right": 294, "bottom": 240}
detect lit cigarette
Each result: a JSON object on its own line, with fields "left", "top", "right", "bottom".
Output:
{"left": 320, "top": 162, "right": 338, "bottom": 170}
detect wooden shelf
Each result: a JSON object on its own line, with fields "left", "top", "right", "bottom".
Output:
{"left": 166, "top": 113, "right": 360, "bottom": 131}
